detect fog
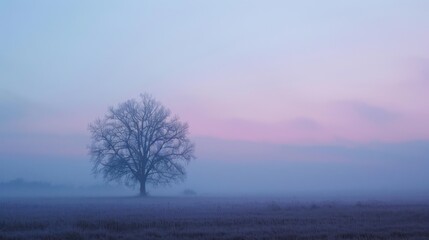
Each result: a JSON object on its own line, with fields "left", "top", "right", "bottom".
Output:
{"left": 1, "top": 136, "right": 429, "bottom": 200}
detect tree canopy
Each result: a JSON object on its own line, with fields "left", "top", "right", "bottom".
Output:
{"left": 88, "top": 94, "right": 195, "bottom": 196}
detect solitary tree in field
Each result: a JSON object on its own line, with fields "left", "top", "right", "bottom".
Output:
{"left": 88, "top": 94, "right": 195, "bottom": 196}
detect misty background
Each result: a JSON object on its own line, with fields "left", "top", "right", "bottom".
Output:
{"left": 2, "top": 136, "right": 429, "bottom": 199}
{"left": 1, "top": 1, "right": 429, "bottom": 199}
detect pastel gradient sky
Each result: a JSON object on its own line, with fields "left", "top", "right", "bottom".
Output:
{"left": 1, "top": 1, "right": 429, "bottom": 192}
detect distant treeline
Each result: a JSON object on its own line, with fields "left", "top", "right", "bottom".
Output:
{"left": 0, "top": 178, "right": 132, "bottom": 197}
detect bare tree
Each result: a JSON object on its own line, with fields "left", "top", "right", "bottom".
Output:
{"left": 88, "top": 94, "right": 195, "bottom": 196}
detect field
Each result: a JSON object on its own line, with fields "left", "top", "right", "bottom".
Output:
{"left": 1, "top": 197, "right": 429, "bottom": 240}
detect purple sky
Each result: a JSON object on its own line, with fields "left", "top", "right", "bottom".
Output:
{"left": 1, "top": 1, "right": 429, "bottom": 194}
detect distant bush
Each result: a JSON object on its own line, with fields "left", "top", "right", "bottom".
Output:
{"left": 182, "top": 189, "right": 197, "bottom": 196}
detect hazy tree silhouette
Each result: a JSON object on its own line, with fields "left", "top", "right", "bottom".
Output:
{"left": 88, "top": 94, "right": 195, "bottom": 196}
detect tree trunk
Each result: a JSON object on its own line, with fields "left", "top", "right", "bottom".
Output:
{"left": 139, "top": 180, "right": 147, "bottom": 196}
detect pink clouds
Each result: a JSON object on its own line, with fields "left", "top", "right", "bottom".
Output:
{"left": 168, "top": 93, "right": 429, "bottom": 144}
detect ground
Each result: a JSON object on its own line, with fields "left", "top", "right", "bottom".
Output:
{"left": 1, "top": 196, "right": 429, "bottom": 239}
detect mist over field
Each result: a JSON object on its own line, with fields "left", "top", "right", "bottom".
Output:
{"left": 2, "top": 137, "right": 429, "bottom": 200}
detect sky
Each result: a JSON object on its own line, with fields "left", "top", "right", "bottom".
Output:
{"left": 1, "top": 1, "right": 429, "bottom": 196}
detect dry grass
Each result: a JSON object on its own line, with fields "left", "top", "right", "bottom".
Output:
{"left": 1, "top": 197, "right": 429, "bottom": 239}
